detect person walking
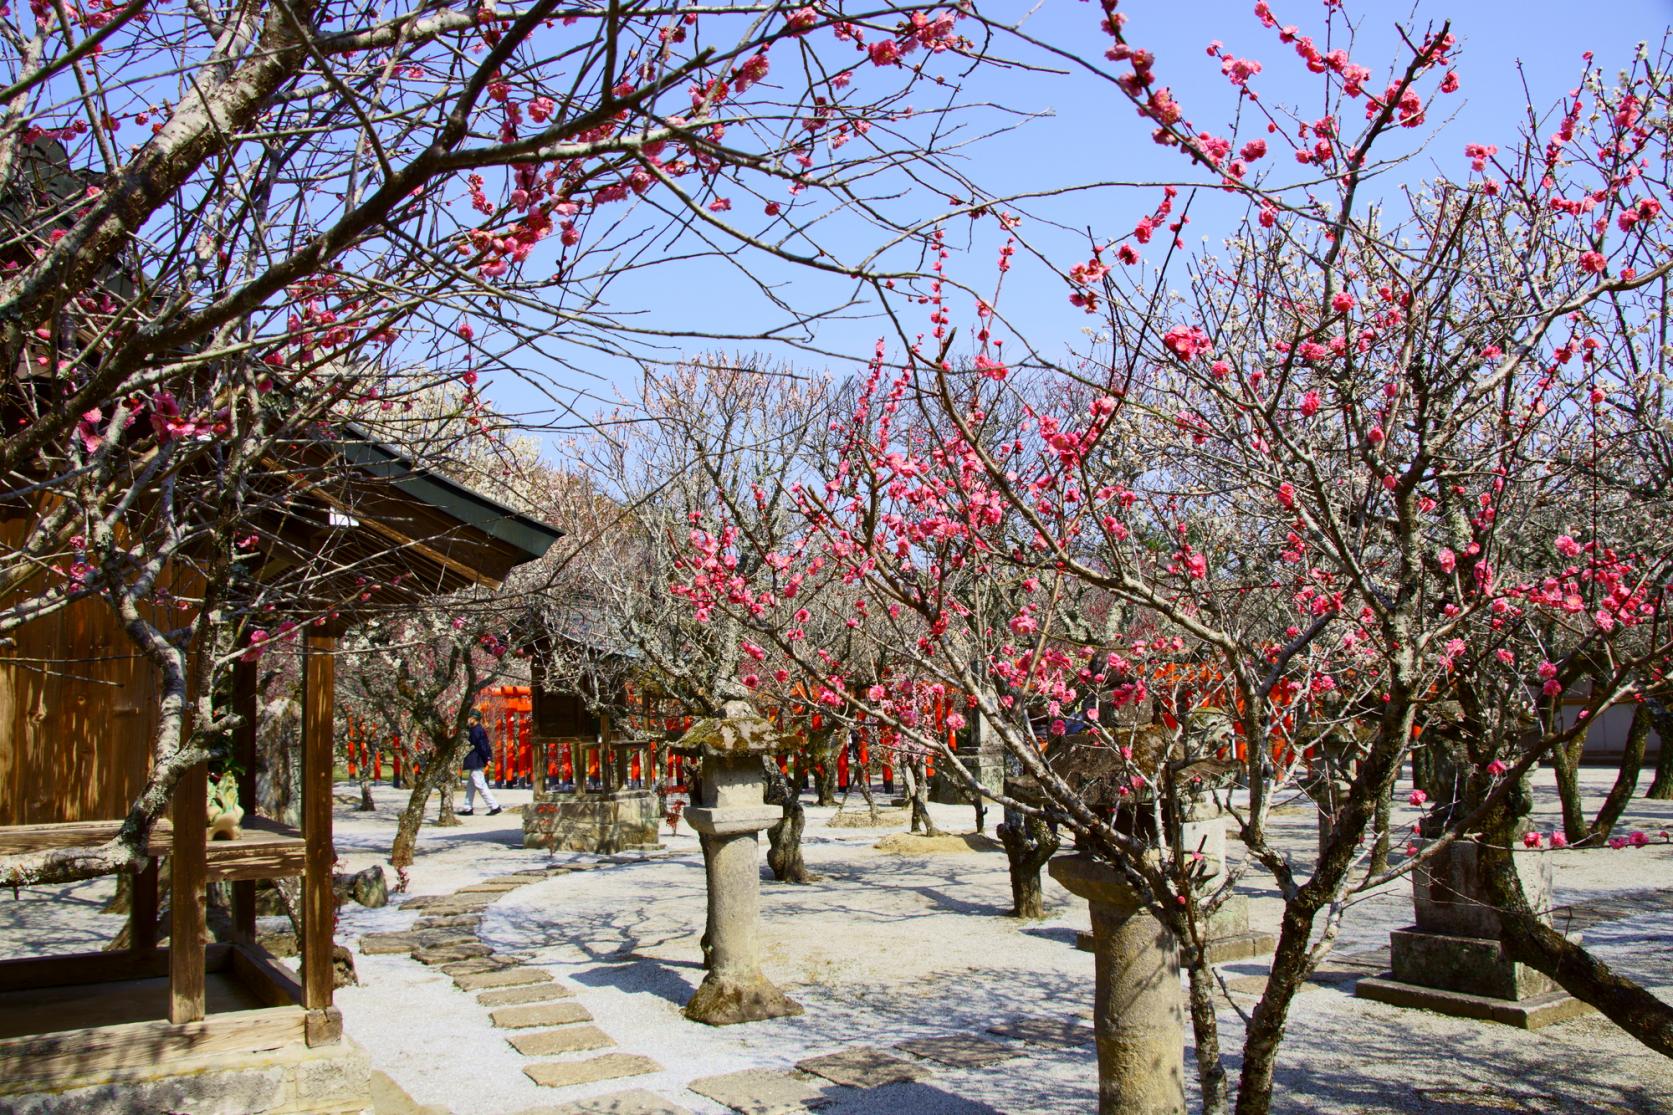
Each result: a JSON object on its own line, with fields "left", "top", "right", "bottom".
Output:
{"left": 460, "top": 709, "right": 502, "bottom": 816}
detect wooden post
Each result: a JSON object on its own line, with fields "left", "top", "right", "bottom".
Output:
{"left": 169, "top": 761, "right": 208, "bottom": 1024}
{"left": 301, "top": 632, "right": 337, "bottom": 1015}
{"left": 599, "top": 713, "right": 615, "bottom": 794}
{"left": 232, "top": 654, "right": 259, "bottom": 944}
{"left": 131, "top": 856, "right": 159, "bottom": 954}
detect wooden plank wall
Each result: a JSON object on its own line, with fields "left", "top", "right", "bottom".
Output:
{"left": 0, "top": 515, "right": 157, "bottom": 826}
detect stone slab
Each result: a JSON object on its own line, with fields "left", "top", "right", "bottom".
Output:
{"left": 508, "top": 1024, "right": 616, "bottom": 1056}
{"left": 488, "top": 873, "right": 551, "bottom": 884}
{"left": 1390, "top": 927, "right": 1559, "bottom": 999}
{"left": 416, "top": 928, "right": 487, "bottom": 947}
{"left": 687, "top": 1069, "right": 831, "bottom": 1115}
{"left": 456, "top": 882, "right": 524, "bottom": 894}
{"left": 478, "top": 981, "right": 574, "bottom": 1006}
{"left": 1356, "top": 976, "right": 1596, "bottom": 1029}
{"left": 456, "top": 967, "right": 554, "bottom": 992}
{"left": 987, "top": 1017, "right": 1096, "bottom": 1047}
{"left": 413, "top": 944, "right": 491, "bottom": 965}
{"left": 895, "top": 1033, "right": 1024, "bottom": 1068}
{"left": 395, "top": 894, "right": 454, "bottom": 910}
{"left": 358, "top": 933, "right": 419, "bottom": 956}
{"left": 413, "top": 914, "right": 482, "bottom": 931}
{"left": 492, "top": 1000, "right": 593, "bottom": 1029}
{"left": 1203, "top": 931, "right": 1278, "bottom": 965}
{"left": 524, "top": 1054, "right": 661, "bottom": 1089}
{"left": 442, "top": 956, "right": 518, "bottom": 976}
{"left": 516, "top": 1090, "right": 692, "bottom": 1115}
{"left": 795, "top": 1048, "right": 929, "bottom": 1088}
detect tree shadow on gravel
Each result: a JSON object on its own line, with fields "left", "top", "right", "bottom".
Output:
{"left": 1262, "top": 1009, "right": 1670, "bottom": 1115}
{"left": 816, "top": 1080, "right": 1009, "bottom": 1114}
{"left": 566, "top": 956, "right": 700, "bottom": 1007}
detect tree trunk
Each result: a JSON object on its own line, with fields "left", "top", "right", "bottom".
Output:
{"left": 1183, "top": 945, "right": 1230, "bottom": 1115}
{"left": 764, "top": 759, "right": 812, "bottom": 884}
{"left": 1368, "top": 788, "right": 1391, "bottom": 875}
{"left": 813, "top": 755, "right": 837, "bottom": 807}
{"left": 845, "top": 743, "right": 881, "bottom": 821}
{"left": 1480, "top": 819, "right": 1673, "bottom": 1058}
{"left": 1648, "top": 707, "right": 1673, "bottom": 800}
{"left": 437, "top": 768, "right": 461, "bottom": 826}
{"left": 996, "top": 813, "right": 1058, "bottom": 919}
{"left": 1590, "top": 703, "right": 1650, "bottom": 840}
{"left": 1233, "top": 904, "right": 1321, "bottom": 1115}
{"left": 357, "top": 777, "right": 376, "bottom": 812}
{"left": 1551, "top": 737, "right": 1591, "bottom": 843}
{"left": 903, "top": 756, "right": 940, "bottom": 836}
{"left": 766, "top": 805, "right": 810, "bottom": 884}
{"left": 390, "top": 740, "right": 466, "bottom": 868}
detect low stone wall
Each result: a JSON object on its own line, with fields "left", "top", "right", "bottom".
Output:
{"left": 523, "top": 790, "right": 661, "bottom": 854}
{"left": 0, "top": 1034, "right": 373, "bottom": 1115}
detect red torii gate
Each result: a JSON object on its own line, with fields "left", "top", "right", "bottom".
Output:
{"left": 482, "top": 684, "right": 534, "bottom": 789}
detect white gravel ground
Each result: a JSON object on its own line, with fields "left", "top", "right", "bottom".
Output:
{"left": 4, "top": 769, "right": 1671, "bottom": 1114}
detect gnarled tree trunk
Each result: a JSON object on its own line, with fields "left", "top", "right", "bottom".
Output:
{"left": 996, "top": 811, "right": 1058, "bottom": 919}
{"left": 390, "top": 736, "right": 469, "bottom": 868}
{"left": 1480, "top": 812, "right": 1673, "bottom": 1058}
{"left": 764, "top": 759, "right": 812, "bottom": 884}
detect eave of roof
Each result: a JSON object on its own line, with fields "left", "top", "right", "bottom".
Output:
{"left": 334, "top": 423, "right": 563, "bottom": 564}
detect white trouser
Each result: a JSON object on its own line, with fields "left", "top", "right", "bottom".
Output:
{"left": 466, "top": 768, "right": 499, "bottom": 810}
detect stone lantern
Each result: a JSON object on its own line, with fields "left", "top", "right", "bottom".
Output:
{"left": 1049, "top": 854, "right": 1186, "bottom": 1115}
{"left": 677, "top": 697, "right": 804, "bottom": 1025}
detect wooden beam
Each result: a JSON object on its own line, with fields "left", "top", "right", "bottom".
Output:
{"left": 232, "top": 654, "right": 258, "bottom": 943}
{"left": 0, "top": 944, "right": 231, "bottom": 993}
{"left": 300, "top": 633, "right": 336, "bottom": 1014}
{"left": 0, "top": 1005, "right": 305, "bottom": 1097}
{"left": 169, "top": 762, "right": 207, "bottom": 1024}
{"left": 130, "top": 856, "right": 158, "bottom": 955}
{"left": 0, "top": 817, "right": 307, "bottom": 880}
{"left": 228, "top": 942, "right": 302, "bottom": 1009}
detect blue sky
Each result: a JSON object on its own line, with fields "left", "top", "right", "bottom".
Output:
{"left": 489, "top": 0, "right": 1673, "bottom": 447}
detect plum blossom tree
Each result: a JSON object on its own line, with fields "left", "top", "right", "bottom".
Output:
{"left": 0, "top": 1, "right": 1006, "bottom": 885}
{"left": 672, "top": 4, "right": 1673, "bottom": 1110}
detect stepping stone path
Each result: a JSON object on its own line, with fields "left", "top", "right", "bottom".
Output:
{"left": 442, "top": 955, "right": 517, "bottom": 977}
{"left": 687, "top": 1069, "right": 831, "bottom": 1115}
{"left": 525, "top": 1054, "right": 664, "bottom": 1089}
{"left": 355, "top": 853, "right": 678, "bottom": 1106}
{"left": 796, "top": 1048, "right": 930, "bottom": 1088}
{"left": 987, "top": 1016, "right": 1097, "bottom": 1048}
{"left": 456, "top": 967, "right": 554, "bottom": 992}
{"left": 478, "top": 983, "right": 573, "bottom": 1007}
{"left": 357, "top": 848, "right": 1069, "bottom": 1114}
{"left": 492, "top": 1001, "right": 592, "bottom": 1029}
{"left": 895, "top": 1033, "right": 1023, "bottom": 1068}
{"left": 508, "top": 1024, "right": 615, "bottom": 1056}
{"left": 518, "top": 1089, "right": 692, "bottom": 1115}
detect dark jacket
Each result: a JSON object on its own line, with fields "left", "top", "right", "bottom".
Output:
{"left": 464, "top": 723, "right": 493, "bottom": 771}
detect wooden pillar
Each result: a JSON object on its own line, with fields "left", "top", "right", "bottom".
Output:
{"left": 599, "top": 713, "right": 615, "bottom": 794}
{"left": 301, "top": 632, "right": 337, "bottom": 1014}
{"left": 130, "top": 855, "right": 159, "bottom": 954}
{"left": 231, "top": 654, "right": 259, "bottom": 943}
{"left": 169, "top": 761, "right": 207, "bottom": 1024}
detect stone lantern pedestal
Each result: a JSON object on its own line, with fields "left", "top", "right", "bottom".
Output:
{"left": 1356, "top": 841, "right": 1591, "bottom": 1028}
{"left": 1073, "top": 806, "right": 1272, "bottom": 964}
{"left": 678, "top": 701, "right": 803, "bottom": 1026}
{"left": 1049, "top": 854, "right": 1186, "bottom": 1115}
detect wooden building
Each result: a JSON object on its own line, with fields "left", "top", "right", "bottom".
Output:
{"left": 519, "top": 621, "right": 665, "bottom": 854}
{"left": 0, "top": 430, "right": 559, "bottom": 1110}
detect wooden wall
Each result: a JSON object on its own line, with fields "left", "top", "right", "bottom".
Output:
{"left": 0, "top": 514, "right": 158, "bottom": 826}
